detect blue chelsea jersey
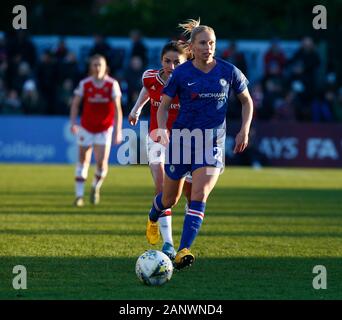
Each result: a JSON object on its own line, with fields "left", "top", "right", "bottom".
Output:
{"left": 163, "top": 57, "right": 249, "bottom": 130}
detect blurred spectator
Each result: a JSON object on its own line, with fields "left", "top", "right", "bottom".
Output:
{"left": 250, "top": 83, "right": 264, "bottom": 114}
{"left": 260, "top": 39, "right": 288, "bottom": 120}
{"left": 7, "top": 31, "right": 36, "bottom": 68}
{"left": 332, "top": 87, "right": 342, "bottom": 122}
{"left": 6, "top": 53, "right": 23, "bottom": 90}
{"left": 21, "top": 79, "right": 44, "bottom": 114}
{"left": 0, "top": 31, "right": 339, "bottom": 127}
{"left": 0, "top": 32, "right": 7, "bottom": 64}
{"left": 114, "top": 70, "right": 129, "bottom": 108}
{"left": 57, "top": 52, "right": 80, "bottom": 87}
{"left": 89, "top": 34, "right": 112, "bottom": 62}
{"left": 0, "top": 58, "right": 8, "bottom": 79}
{"left": 311, "top": 90, "right": 334, "bottom": 122}
{"left": 109, "top": 47, "right": 126, "bottom": 74}
{"left": 129, "top": 30, "right": 148, "bottom": 68}
{"left": 56, "top": 78, "right": 74, "bottom": 115}
{"left": 124, "top": 56, "right": 144, "bottom": 114}
{"left": 54, "top": 38, "right": 69, "bottom": 62}
{"left": 13, "top": 61, "right": 32, "bottom": 94}
{"left": 324, "top": 71, "right": 338, "bottom": 92}
{"left": 227, "top": 93, "right": 242, "bottom": 120}
{"left": 0, "top": 78, "right": 7, "bottom": 106}
{"left": 221, "top": 41, "right": 247, "bottom": 76}
{"left": 36, "top": 51, "right": 57, "bottom": 114}
{"left": 273, "top": 90, "right": 297, "bottom": 122}
{"left": 287, "top": 60, "right": 312, "bottom": 121}
{"left": 264, "top": 38, "right": 286, "bottom": 77}
{"left": 259, "top": 77, "right": 283, "bottom": 120}
{"left": 2, "top": 89, "right": 22, "bottom": 114}
{"left": 289, "top": 37, "right": 320, "bottom": 96}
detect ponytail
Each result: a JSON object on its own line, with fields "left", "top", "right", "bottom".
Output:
{"left": 178, "top": 18, "right": 215, "bottom": 43}
{"left": 178, "top": 18, "right": 201, "bottom": 37}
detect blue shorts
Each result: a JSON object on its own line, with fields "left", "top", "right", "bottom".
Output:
{"left": 164, "top": 126, "right": 225, "bottom": 180}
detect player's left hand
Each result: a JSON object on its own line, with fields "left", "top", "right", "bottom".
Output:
{"left": 234, "top": 130, "right": 249, "bottom": 153}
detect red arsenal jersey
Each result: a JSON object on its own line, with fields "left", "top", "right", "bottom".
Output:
{"left": 74, "top": 75, "right": 121, "bottom": 133}
{"left": 142, "top": 69, "right": 180, "bottom": 135}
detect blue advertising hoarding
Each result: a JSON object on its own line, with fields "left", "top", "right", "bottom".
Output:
{"left": 1, "top": 116, "right": 342, "bottom": 167}
{"left": 0, "top": 116, "right": 138, "bottom": 164}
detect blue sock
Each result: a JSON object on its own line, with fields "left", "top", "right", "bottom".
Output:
{"left": 179, "top": 201, "right": 206, "bottom": 250}
{"left": 149, "top": 193, "right": 166, "bottom": 222}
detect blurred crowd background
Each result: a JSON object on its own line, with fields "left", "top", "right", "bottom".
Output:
{"left": 0, "top": 0, "right": 341, "bottom": 123}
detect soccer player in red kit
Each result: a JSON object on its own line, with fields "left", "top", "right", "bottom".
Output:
{"left": 128, "top": 41, "right": 191, "bottom": 259}
{"left": 70, "top": 54, "right": 123, "bottom": 207}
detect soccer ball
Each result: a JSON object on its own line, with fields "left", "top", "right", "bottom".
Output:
{"left": 135, "top": 250, "right": 173, "bottom": 286}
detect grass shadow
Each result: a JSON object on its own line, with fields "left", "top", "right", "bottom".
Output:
{"left": 0, "top": 256, "right": 341, "bottom": 300}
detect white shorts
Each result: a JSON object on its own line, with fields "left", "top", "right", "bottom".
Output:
{"left": 146, "top": 136, "right": 166, "bottom": 164}
{"left": 146, "top": 135, "right": 192, "bottom": 182}
{"left": 77, "top": 126, "right": 113, "bottom": 147}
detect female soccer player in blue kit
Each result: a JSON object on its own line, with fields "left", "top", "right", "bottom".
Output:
{"left": 146, "top": 18, "right": 254, "bottom": 270}
{"left": 129, "top": 41, "right": 191, "bottom": 259}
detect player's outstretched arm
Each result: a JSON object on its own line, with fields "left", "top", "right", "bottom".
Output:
{"left": 234, "top": 88, "right": 254, "bottom": 154}
{"left": 70, "top": 95, "right": 82, "bottom": 135}
{"left": 114, "top": 96, "right": 123, "bottom": 145}
{"left": 128, "top": 87, "right": 150, "bottom": 125}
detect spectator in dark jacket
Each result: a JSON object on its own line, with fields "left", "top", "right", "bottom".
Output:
{"left": 221, "top": 41, "right": 247, "bottom": 76}
{"left": 129, "top": 30, "right": 148, "bottom": 68}
{"left": 264, "top": 39, "right": 286, "bottom": 77}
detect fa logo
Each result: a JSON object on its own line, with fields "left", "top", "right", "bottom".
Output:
{"left": 12, "top": 5, "right": 27, "bottom": 30}
{"left": 312, "top": 5, "right": 327, "bottom": 30}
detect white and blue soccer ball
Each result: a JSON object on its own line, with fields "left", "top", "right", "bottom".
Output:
{"left": 135, "top": 250, "right": 173, "bottom": 286}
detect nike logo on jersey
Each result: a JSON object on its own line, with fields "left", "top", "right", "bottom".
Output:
{"left": 187, "top": 82, "right": 196, "bottom": 86}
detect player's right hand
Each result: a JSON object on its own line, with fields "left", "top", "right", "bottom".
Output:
{"left": 128, "top": 114, "right": 138, "bottom": 126}
{"left": 234, "top": 130, "right": 249, "bottom": 153}
{"left": 70, "top": 124, "right": 79, "bottom": 135}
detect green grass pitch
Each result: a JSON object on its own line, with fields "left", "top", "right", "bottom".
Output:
{"left": 0, "top": 164, "right": 341, "bottom": 299}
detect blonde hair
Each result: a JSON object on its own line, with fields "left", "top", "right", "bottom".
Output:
{"left": 178, "top": 18, "right": 215, "bottom": 43}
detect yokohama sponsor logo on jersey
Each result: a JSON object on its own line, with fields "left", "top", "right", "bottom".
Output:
{"left": 198, "top": 92, "right": 227, "bottom": 99}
